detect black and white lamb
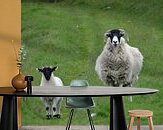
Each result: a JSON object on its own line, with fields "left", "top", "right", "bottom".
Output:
{"left": 95, "top": 29, "right": 143, "bottom": 96}
{"left": 37, "top": 66, "right": 63, "bottom": 119}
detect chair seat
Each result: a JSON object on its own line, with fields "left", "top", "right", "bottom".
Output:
{"left": 128, "top": 110, "right": 154, "bottom": 130}
{"left": 128, "top": 110, "right": 153, "bottom": 117}
{"left": 66, "top": 97, "right": 95, "bottom": 108}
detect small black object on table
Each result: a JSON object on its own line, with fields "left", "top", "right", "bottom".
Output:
{"left": 25, "top": 75, "right": 34, "bottom": 94}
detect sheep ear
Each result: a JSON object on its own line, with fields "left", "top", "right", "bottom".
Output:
{"left": 119, "top": 29, "right": 129, "bottom": 42}
{"left": 104, "top": 31, "right": 111, "bottom": 43}
{"left": 37, "top": 68, "right": 43, "bottom": 72}
{"left": 52, "top": 66, "right": 58, "bottom": 71}
{"left": 105, "top": 30, "right": 111, "bottom": 37}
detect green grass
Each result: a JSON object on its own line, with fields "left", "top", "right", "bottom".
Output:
{"left": 21, "top": 0, "right": 163, "bottom": 125}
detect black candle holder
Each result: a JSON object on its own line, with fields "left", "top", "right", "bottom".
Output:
{"left": 25, "top": 75, "right": 34, "bottom": 94}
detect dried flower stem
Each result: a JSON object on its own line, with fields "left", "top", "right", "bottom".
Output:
{"left": 11, "top": 40, "right": 26, "bottom": 70}
{"left": 11, "top": 40, "right": 18, "bottom": 61}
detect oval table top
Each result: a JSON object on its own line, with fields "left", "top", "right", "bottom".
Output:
{"left": 0, "top": 86, "right": 159, "bottom": 97}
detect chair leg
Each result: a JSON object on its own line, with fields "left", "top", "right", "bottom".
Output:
{"left": 66, "top": 109, "right": 74, "bottom": 130}
{"left": 128, "top": 116, "right": 134, "bottom": 130}
{"left": 87, "top": 109, "right": 95, "bottom": 130}
{"left": 137, "top": 117, "right": 141, "bottom": 130}
{"left": 148, "top": 117, "right": 154, "bottom": 130}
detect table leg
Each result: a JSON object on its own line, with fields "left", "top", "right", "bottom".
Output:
{"left": 110, "top": 96, "right": 127, "bottom": 130}
{"left": 0, "top": 96, "right": 18, "bottom": 130}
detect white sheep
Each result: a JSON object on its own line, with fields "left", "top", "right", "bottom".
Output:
{"left": 37, "top": 66, "right": 63, "bottom": 119}
{"left": 95, "top": 29, "right": 143, "bottom": 100}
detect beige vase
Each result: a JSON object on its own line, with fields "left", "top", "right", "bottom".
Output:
{"left": 12, "top": 72, "right": 27, "bottom": 91}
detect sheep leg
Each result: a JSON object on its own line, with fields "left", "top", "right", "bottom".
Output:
{"left": 56, "top": 97, "right": 62, "bottom": 115}
{"left": 46, "top": 105, "right": 52, "bottom": 119}
{"left": 128, "top": 84, "right": 133, "bottom": 102}
{"left": 129, "top": 96, "right": 133, "bottom": 102}
{"left": 40, "top": 97, "right": 52, "bottom": 119}
{"left": 52, "top": 97, "right": 62, "bottom": 119}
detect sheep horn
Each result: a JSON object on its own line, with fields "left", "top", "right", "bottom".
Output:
{"left": 104, "top": 30, "right": 111, "bottom": 43}
{"left": 37, "top": 68, "right": 43, "bottom": 72}
{"left": 119, "top": 29, "right": 129, "bottom": 42}
{"left": 52, "top": 66, "right": 58, "bottom": 71}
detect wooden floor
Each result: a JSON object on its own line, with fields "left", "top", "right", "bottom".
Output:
{"left": 19, "top": 125, "right": 163, "bottom": 130}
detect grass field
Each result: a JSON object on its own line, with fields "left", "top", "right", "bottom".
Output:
{"left": 21, "top": 0, "right": 163, "bottom": 125}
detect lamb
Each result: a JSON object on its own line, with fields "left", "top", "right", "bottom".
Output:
{"left": 95, "top": 29, "right": 143, "bottom": 95}
{"left": 37, "top": 66, "right": 63, "bottom": 119}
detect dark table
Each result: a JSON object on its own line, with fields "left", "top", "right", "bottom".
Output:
{"left": 0, "top": 86, "right": 158, "bottom": 130}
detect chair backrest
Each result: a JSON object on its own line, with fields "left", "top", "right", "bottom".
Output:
{"left": 66, "top": 80, "right": 94, "bottom": 108}
{"left": 70, "top": 80, "right": 89, "bottom": 87}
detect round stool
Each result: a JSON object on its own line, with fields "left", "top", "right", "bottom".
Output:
{"left": 128, "top": 110, "right": 154, "bottom": 130}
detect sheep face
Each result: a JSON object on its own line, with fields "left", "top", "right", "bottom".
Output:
{"left": 105, "top": 29, "right": 128, "bottom": 50}
{"left": 37, "top": 66, "right": 58, "bottom": 81}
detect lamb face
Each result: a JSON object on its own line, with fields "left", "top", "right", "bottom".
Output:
{"left": 38, "top": 66, "right": 58, "bottom": 81}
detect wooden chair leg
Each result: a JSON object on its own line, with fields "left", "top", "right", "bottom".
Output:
{"left": 137, "top": 117, "right": 141, "bottom": 130}
{"left": 148, "top": 116, "right": 154, "bottom": 130}
{"left": 128, "top": 116, "right": 134, "bottom": 130}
